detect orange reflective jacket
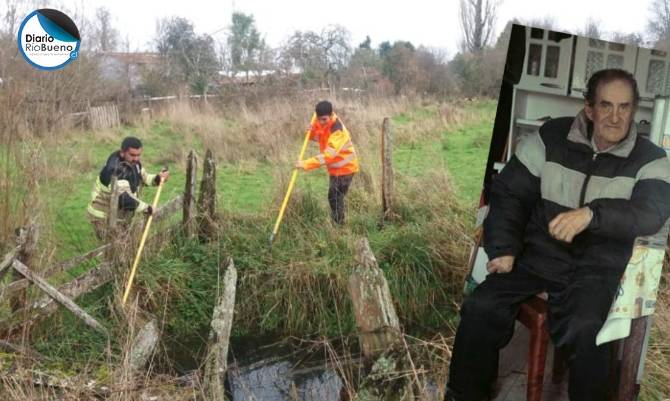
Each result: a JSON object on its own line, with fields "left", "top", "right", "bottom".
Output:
{"left": 303, "top": 112, "right": 359, "bottom": 176}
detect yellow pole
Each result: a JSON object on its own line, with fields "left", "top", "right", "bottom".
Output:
{"left": 269, "top": 129, "right": 312, "bottom": 245}
{"left": 121, "top": 178, "right": 165, "bottom": 305}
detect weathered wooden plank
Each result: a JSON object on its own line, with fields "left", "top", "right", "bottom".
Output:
{"left": 108, "top": 175, "right": 119, "bottom": 234}
{"left": 12, "top": 259, "right": 108, "bottom": 335}
{"left": 0, "top": 246, "right": 19, "bottom": 282}
{"left": 153, "top": 195, "right": 183, "bottom": 221}
{"left": 0, "top": 339, "right": 45, "bottom": 360}
{"left": 1, "top": 244, "right": 109, "bottom": 300}
{"left": 381, "top": 117, "right": 394, "bottom": 219}
{"left": 12, "top": 224, "right": 39, "bottom": 312}
{"left": 617, "top": 317, "right": 646, "bottom": 401}
{"left": 56, "top": 243, "right": 111, "bottom": 272}
{"left": 204, "top": 257, "right": 237, "bottom": 401}
{"left": 183, "top": 150, "right": 198, "bottom": 237}
{"left": 348, "top": 238, "right": 401, "bottom": 357}
{"left": 31, "top": 261, "right": 114, "bottom": 312}
{"left": 197, "top": 149, "right": 218, "bottom": 240}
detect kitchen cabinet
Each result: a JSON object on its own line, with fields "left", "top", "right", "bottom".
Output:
{"left": 516, "top": 27, "right": 573, "bottom": 96}
{"left": 571, "top": 36, "right": 637, "bottom": 99}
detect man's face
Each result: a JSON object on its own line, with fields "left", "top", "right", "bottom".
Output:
{"left": 120, "top": 147, "right": 142, "bottom": 165}
{"left": 317, "top": 114, "right": 330, "bottom": 126}
{"left": 584, "top": 79, "right": 635, "bottom": 150}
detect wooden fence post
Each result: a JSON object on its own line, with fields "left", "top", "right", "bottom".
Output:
{"left": 203, "top": 257, "right": 237, "bottom": 401}
{"left": 108, "top": 175, "right": 119, "bottom": 235}
{"left": 105, "top": 175, "right": 121, "bottom": 264}
{"left": 183, "top": 150, "right": 198, "bottom": 238}
{"left": 348, "top": 237, "right": 401, "bottom": 357}
{"left": 197, "top": 149, "right": 218, "bottom": 240}
{"left": 381, "top": 117, "right": 394, "bottom": 219}
{"left": 12, "top": 224, "right": 39, "bottom": 312}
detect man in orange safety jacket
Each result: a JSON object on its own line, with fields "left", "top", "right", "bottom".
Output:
{"left": 295, "top": 101, "right": 359, "bottom": 225}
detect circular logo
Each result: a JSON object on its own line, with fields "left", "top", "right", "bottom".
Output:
{"left": 17, "top": 9, "right": 81, "bottom": 71}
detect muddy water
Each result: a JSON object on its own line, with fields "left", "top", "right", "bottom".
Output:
{"left": 170, "top": 338, "right": 443, "bottom": 400}
{"left": 228, "top": 359, "right": 344, "bottom": 401}
{"left": 226, "top": 357, "right": 443, "bottom": 401}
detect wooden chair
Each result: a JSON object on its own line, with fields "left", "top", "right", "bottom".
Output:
{"left": 517, "top": 295, "right": 649, "bottom": 401}
{"left": 516, "top": 295, "right": 566, "bottom": 401}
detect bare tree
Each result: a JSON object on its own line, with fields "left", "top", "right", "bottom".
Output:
{"left": 520, "top": 16, "right": 557, "bottom": 31}
{"left": 610, "top": 32, "right": 645, "bottom": 46}
{"left": 459, "top": 0, "right": 500, "bottom": 53}
{"left": 281, "top": 25, "right": 351, "bottom": 89}
{"left": 648, "top": 0, "right": 670, "bottom": 50}
{"left": 91, "top": 7, "right": 119, "bottom": 52}
{"left": 2, "top": 0, "right": 24, "bottom": 39}
{"left": 579, "top": 18, "right": 604, "bottom": 40}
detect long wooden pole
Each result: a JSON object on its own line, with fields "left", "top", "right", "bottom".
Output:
{"left": 269, "top": 129, "right": 312, "bottom": 245}
{"left": 122, "top": 178, "right": 165, "bottom": 305}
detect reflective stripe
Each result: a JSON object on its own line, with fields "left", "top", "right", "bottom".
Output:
{"left": 95, "top": 177, "right": 110, "bottom": 194}
{"left": 116, "top": 179, "right": 131, "bottom": 193}
{"left": 316, "top": 154, "right": 326, "bottom": 165}
{"left": 87, "top": 204, "right": 107, "bottom": 219}
{"left": 324, "top": 147, "right": 337, "bottom": 157}
{"left": 330, "top": 152, "right": 355, "bottom": 168}
{"left": 136, "top": 201, "right": 149, "bottom": 213}
{"left": 340, "top": 140, "right": 353, "bottom": 151}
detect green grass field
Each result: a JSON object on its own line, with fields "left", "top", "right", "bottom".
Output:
{"left": 37, "top": 100, "right": 495, "bottom": 260}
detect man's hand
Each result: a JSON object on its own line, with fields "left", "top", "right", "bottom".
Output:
{"left": 548, "top": 207, "right": 593, "bottom": 243}
{"left": 159, "top": 169, "right": 170, "bottom": 183}
{"left": 294, "top": 160, "right": 305, "bottom": 170}
{"left": 487, "top": 255, "right": 515, "bottom": 274}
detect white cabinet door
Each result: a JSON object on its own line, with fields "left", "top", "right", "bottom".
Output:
{"left": 571, "top": 36, "right": 637, "bottom": 99}
{"left": 636, "top": 48, "right": 670, "bottom": 105}
{"left": 516, "top": 27, "right": 573, "bottom": 96}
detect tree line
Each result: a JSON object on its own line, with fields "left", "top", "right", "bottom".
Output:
{"left": 3, "top": 0, "right": 670, "bottom": 139}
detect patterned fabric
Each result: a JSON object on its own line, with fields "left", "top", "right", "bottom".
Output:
{"left": 596, "top": 245, "right": 666, "bottom": 345}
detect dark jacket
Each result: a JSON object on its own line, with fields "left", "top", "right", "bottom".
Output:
{"left": 86, "top": 151, "right": 158, "bottom": 220}
{"left": 484, "top": 110, "right": 670, "bottom": 282}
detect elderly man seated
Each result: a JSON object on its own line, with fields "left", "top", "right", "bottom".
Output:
{"left": 444, "top": 69, "right": 670, "bottom": 401}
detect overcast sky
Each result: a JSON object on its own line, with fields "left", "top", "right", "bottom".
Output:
{"left": 51, "top": 0, "right": 655, "bottom": 57}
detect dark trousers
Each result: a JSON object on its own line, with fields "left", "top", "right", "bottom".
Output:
{"left": 328, "top": 174, "right": 353, "bottom": 225}
{"left": 446, "top": 262, "right": 619, "bottom": 401}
